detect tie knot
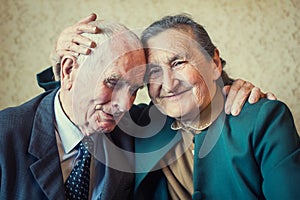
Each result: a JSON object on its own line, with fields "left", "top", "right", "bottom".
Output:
{"left": 80, "top": 137, "right": 94, "bottom": 154}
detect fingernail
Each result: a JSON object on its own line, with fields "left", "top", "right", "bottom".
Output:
{"left": 90, "top": 42, "right": 96, "bottom": 48}
{"left": 86, "top": 48, "right": 91, "bottom": 54}
{"left": 225, "top": 105, "right": 230, "bottom": 114}
{"left": 249, "top": 97, "right": 255, "bottom": 104}
{"left": 94, "top": 27, "right": 101, "bottom": 33}
{"left": 225, "top": 109, "right": 230, "bottom": 115}
{"left": 232, "top": 108, "right": 238, "bottom": 116}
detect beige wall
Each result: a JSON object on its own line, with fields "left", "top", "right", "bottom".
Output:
{"left": 0, "top": 0, "right": 299, "bottom": 132}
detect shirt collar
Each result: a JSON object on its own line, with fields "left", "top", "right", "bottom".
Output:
{"left": 54, "top": 90, "right": 84, "bottom": 154}
{"left": 171, "top": 119, "right": 211, "bottom": 132}
{"left": 171, "top": 86, "right": 224, "bottom": 133}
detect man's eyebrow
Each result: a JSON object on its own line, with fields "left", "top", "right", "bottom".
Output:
{"left": 107, "top": 72, "right": 143, "bottom": 88}
{"left": 106, "top": 73, "right": 121, "bottom": 80}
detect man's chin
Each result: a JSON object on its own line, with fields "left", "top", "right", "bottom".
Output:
{"left": 97, "top": 121, "right": 117, "bottom": 133}
{"left": 82, "top": 122, "right": 116, "bottom": 136}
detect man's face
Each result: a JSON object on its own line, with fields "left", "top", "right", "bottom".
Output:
{"left": 71, "top": 46, "right": 146, "bottom": 136}
{"left": 146, "top": 28, "right": 219, "bottom": 122}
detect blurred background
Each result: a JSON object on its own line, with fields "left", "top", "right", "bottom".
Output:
{"left": 0, "top": 0, "right": 299, "bottom": 132}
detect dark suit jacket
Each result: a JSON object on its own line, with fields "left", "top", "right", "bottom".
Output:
{"left": 0, "top": 89, "right": 135, "bottom": 200}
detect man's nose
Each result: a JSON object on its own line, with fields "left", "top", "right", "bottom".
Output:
{"left": 112, "top": 88, "right": 134, "bottom": 113}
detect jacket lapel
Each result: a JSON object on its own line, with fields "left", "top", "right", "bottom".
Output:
{"left": 92, "top": 129, "right": 135, "bottom": 199}
{"left": 28, "top": 89, "right": 66, "bottom": 200}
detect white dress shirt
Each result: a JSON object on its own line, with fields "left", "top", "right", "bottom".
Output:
{"left": 54, "top": 90, "right": 104, "bottom": 199}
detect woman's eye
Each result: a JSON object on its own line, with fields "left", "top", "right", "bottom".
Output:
{"left": 150, "top": 67, "right": 162, "bottom": 74}
{"left": 147, "top": 66, "right": 162, "bottom": 79}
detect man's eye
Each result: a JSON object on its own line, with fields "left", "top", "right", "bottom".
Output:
{"left": 172, "top": 60, "right": 186, "bottom": 68}
{"left": 105, "top": 78, "right": 118, "bottom": 88}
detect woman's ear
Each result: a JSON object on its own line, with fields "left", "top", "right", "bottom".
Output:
{"left": 212, "top": 48, "right": 223, "bottom": 80}
{"left": 60, "top": 55, "right": 78, "bottom": 90}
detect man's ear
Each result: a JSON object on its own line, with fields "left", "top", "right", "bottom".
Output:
{"left": 60, "top": 55, "right": 78, "bottom": 90}
{"left": 212, "top": 48, "right": 223, "bottom": 80}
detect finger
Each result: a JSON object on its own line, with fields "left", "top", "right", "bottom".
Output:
{"left": 59, "top": 41, "right": 91, "bottom": 55}
{"left": 266, "top": 92, "right": 277, "bottom": 100}
{"left": 230, "top": 81, "right": 254, "bottom": 115}
{"left": 55, "top": 32, "right": 96, "bottom": 57}
{"left": 222, "top": 85, "right": 231, "bottom": 96}
{"left": 56, "top": 37, "right": 94, "bottom": 56}
{"left": 56, "top": 50, "right": 80, "bottom": 59}
{"left": 74, "top": 23, "right": 101, "bottom": 34}
{"left": 248, "top": 87, "right": 261, "bottom": 104}
{"left": 230, "top": 91, "right": 248, "bottom": 116}
{"left": 70, "top": 34, "right": 96, "bottom": 48}
{"left": 223, "top": 85, "right": 232, "bottom": 114}
{"left": 77, "top": 13, "right": 97, "bottom": 24}
{"left": 231, "top": 81, "right": 254, "bottom": 116}
{"left": 224, "top": 79, "right": 245, "bottom": 114}
{"left": 64, "top": 23, "right": 100, "bottom": 35}
{"left": 224, "top": 86, "right": 237, "bottom": 115}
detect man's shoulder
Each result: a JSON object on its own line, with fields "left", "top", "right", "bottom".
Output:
{"left": 0, "top": 90, "right": 53, "bottom": 114}
{"left": 0, "top": 90, "right": 55, "bottom": 132}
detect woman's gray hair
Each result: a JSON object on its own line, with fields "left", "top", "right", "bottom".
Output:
{"left": 141, "top": 14, "right": 226, "bottom": 67}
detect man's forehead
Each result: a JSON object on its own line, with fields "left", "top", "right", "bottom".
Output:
{"left": 110, "top": 33, "right": 143, "bottom": 54}
{"left": 103, "top": 52, "right": 146, "bottom": 78}
{"left": 86, "top": 46, "right": 145, "bottom": 70}
{"left": 105, "top": 62, "right": 145, "bottom": 78}
{"left": 86, "top": 31, "right": 144, "bottom": 63}
{"left": 112, "top": 50, "right": 145, "bottom": 69}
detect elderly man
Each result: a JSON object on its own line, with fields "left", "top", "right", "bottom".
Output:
{"left": 0, "top": 20, "right": 145, "bottom": 199}
{"left": 134, "top": 14, "right": 300, "bottom": 199}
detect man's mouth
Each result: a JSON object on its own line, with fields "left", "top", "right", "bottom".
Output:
{"left": 96, "top": 110, "right": 114, "bottom": 123}
{"left": 95, "top": 105, "right": 122, "bottom": 120}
